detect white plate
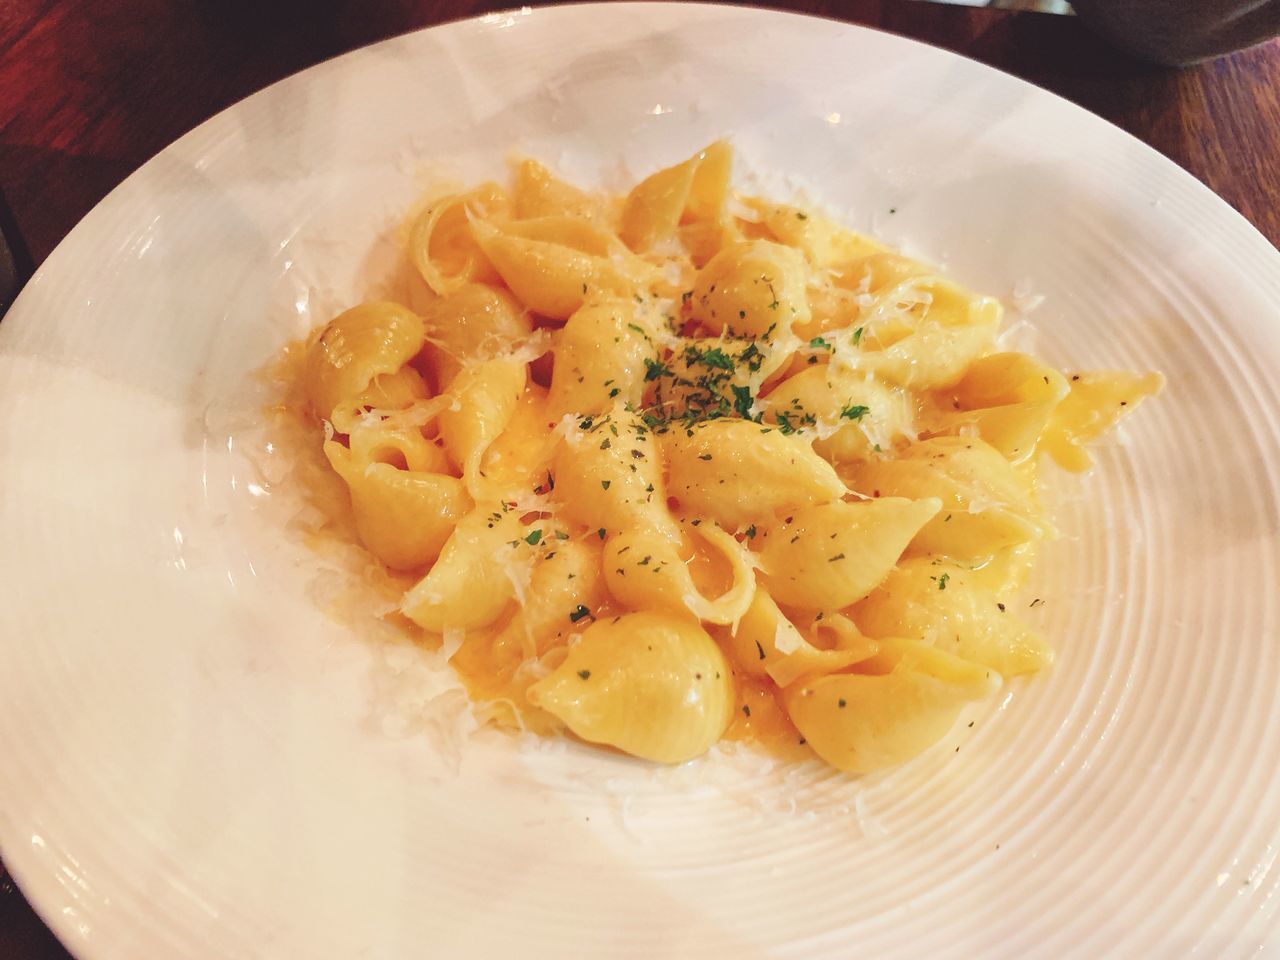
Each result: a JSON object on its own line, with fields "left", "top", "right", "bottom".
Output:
{"left": 2, "top": 4, "right": 1278, "bottom": 957}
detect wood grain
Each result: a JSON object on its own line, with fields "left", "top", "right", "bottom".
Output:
{"left": 0, "top": 0, "right": 1277, "bottom": 270}
{"left": 0, "top": 1, "right": 1276, "bottom": 956}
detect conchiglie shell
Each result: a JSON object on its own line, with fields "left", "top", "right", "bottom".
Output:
{"left": 400, "top": 507, "right": 526, "bottom": 632}
{"left": 833, "top": 251, "right": 932, "bottom": 295}
{"left": 490, "top": 539, "right": 609, "bottom": 664}
{"left": 475, "top": 386, "right": 556, "bottom": 496}
{"left": 513, "top": 158, "right": 602, "bottom": 221}
{"left": 304, "top": 302, "right": 426, "bottom": 420}
{"left": 854, "top": 637, "right": 1002, "bottom": 694}
{"left": 718, "top": 587, "right": 795, "bottom": 680}
{"left": 784, "top": 653, "right": 996, "bottom": 773}
{"left": 603, "top": 523, "right": 755, "bottom": 626}
{"left": 527, "top": 612, "right": 734, "bottom": 763}
{"left": 325, "top": 441, "right": 470, "bottom": 570}
{"left": 419, "top": 284, "right": 532, "bottom": 390}
{"left": 758, "top": 498, "right": 940, "bottom": 610}
{"left": 855, "top": 278, "right": 1001, "bottom": 390}
{"left": 548, "top": 299, "right": 658, "bottom": 417}
{"left": 720, "top": 588, "right": 875, "bottom": 686}
{"left": 619, "top": 141, "right": 733, "bottom": 252}
{"left": 776, "top": 613, "right": 882, "bottom": 688}
{"left": 437, "top": 358, "right": 527, "bottom": 493}
{"left": 846, "top": 436, "right": 1050, "bottom": 559}
{"left": 853, "top": 558, "right": 1052, "bottom": 677}
{"left": 662, "top": 419, "right": 845, "bottom": 528}
{"left": 1040, "top": 370, "right": 1165, "bottom": 472}
{"left": 619, "top": 153, "right": 700, "bottom": 252}
{"left": 929, "top": 352, "right": 1070, "bottom": 463}
{"left": 678, "top": 219, "right": 739, "bottom": 269}
{"left": 408, "top": 184, "right": 507, "bottom": 296}
{"left": 355, "top": 365, "right": 431, "bottom": 411}
{"left": 553, "top": 405, "right": 671, "bottom": 535}
{"left": 744, "top": 199, "right": 886, "bottom": 267}
{"left": 763, "top": 365, "right": 914, "bottom": 465}
{"left": 689, "top": 239, "right": 811, "bottom": 339}
{"left": 329, "top": 366, "right": 432, "bottom": 435}
{"left": 469, "top": 217, "right": 655, "bottom": 320}
{"left": 346, "top": 418, "right": 452, "bottom": 475}
{"left": 500, "top": 216, "right": 629, "bottom": 257}
{"left": 685, "top": 140, "right": 732, "bottom": 223}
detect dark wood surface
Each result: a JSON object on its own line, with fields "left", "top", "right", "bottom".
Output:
{"left": 0, "top": 1, "right": 1277, "bottom": 956}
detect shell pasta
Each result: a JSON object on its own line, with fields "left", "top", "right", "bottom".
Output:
{"left": 283, "top": 144, "right": 1162, "bottom": 773}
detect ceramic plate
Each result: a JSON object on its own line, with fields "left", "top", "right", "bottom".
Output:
{"left": 1, "top": 4, "right": 1277, "bottom": 956}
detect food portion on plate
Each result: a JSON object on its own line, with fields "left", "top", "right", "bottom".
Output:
{"left": 275, "top": 143, "right": 1162, "bottom": 773}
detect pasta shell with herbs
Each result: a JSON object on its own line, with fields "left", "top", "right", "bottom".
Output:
{"left": 527, "top": 612, "right": 734, "bottom": 763}
{"left": 853, "top": 558, "right": 1052, "bottom": 678}
{"left": 602, "top": 521, "right": 756, "bottom": 626}
{"left": 717, "top": 587, "right": 877, "bottom": 687}
{"left": 553, "top": 404, "right": 673, "bottom": 537}
{"left": 785, "top": 641, "right": 1000, "bottom": 774}
{"left": 548, "top": 299, "right": 660, "bottom": 418}
{"left": 758, "top": 497, "right": 941, "bottom": 610}
{"left": 488, "top": 539, "right": 609, "bottom": 667}
{"left": 763, "top": 364, "right": 914, "bottom": 466}
{"left": 846, "top": 436, "right": 1051, "bottom": 560}
{"left": 399, "top": 506, "right": 526, "bottom": 633}
{"left": 1040, "top": 370, "right": 1165, "bottom": 472}
{"left": 927, "top": 352, "right": 1070, "bottom": 463}
{"left": 689, "top": 239, "right": 811, "bottom": 339}
{"left": 661, "top": 419, "right": 845, "bottom": 529}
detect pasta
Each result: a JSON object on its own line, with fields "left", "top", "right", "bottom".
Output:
{"left": 280, "top": 144, "right": 1163, "bottom": 774}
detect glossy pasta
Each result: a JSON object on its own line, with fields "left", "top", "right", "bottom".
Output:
{"left": 283, "top": 144, "right": 1163, "bottom": 774}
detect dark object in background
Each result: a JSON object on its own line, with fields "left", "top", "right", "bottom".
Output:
{"left": 0, "top": 860, "right": 75, "bottom": 960}
{"left": 0, "top": 189, "right": 32, "bottom": 318}
{"left": 1072, "top": 0, "right": 1280, "bottom": 65}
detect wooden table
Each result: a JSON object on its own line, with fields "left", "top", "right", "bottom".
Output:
{"left": 0, "top": 1, "right": 1276, "bottom": 955}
